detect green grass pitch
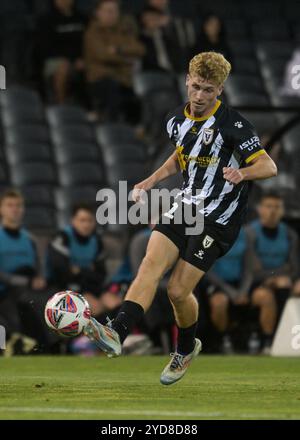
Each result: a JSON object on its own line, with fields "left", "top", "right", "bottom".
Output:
{"left": 0, "top": 355, "right": 300, "bottom": 420}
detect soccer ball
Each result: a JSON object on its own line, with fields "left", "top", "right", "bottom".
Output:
{"left": 44, "top": 291, "right": 91, "bottom": 337}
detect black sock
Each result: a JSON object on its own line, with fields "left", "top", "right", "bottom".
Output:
{"left": 111, "top": 300, "right": 144, "bottom": 343}
{"left": 176, "top": 322, "right": 198, "bottom": 355}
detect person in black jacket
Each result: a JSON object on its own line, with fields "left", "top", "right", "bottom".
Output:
{"left": 47, "top": 203, "right": 111, "bottom": 316}
{"left": 36, "top": 0, "right": 87, "bottom": 102}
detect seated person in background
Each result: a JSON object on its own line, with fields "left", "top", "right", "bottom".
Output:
{"left": 247, "top": 191, "right": 299, "bottom": 353}
{"left": 47, "top": 203, "right": 110, "bottom": 316}
{"left": 0, "top": 189, "right": 48, "bottom": 355}
{"left": 36, "top": 0, "right": 87, "bottom": 103}
{"left": 190, "top": 14, "right": 232, "bottom": 66}
{"left": 84, "top": 0, "right": 145, "bottom": 123}
{"left": 139, "top": 6, "right": 185, "bottom": 73}
{"left": 204, "top": 227, "right": 254, "bottom": 353}
{"left": 146, "top": 0, "right": 196, "bottom": 69}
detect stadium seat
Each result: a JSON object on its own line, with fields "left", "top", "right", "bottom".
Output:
{"left": 5, "top": 125, "right": 50, "bottom": 145}
{"left": 23, "top": 206, "right": 57, "bottom": 231}
{"left": 256, "top": 42, "right": 294, "bottom": 63}
{"left": 252, "top": 21, "right": 291, "bottom": 41}
{"left": 105, "top": 162, "right": 147, "bottom": 189}
{"left": 51, "top": 125, "right": 95, "bottom": 146}
{"left": 228, "top": 40, "right": 255, "bottom": 57}
{"left": 5, "top": 142, "right": 52, "bottom": 165}
{"left": 53, "top": 141, "right": 100, "bottom": 165}
{"left": 227, "top": 93, "right": 270, "bottom": 107}
{"left": 18, "top": 185, "right": 56, "bottom": 208}
{"left": 102, "top": 142, "right": 146, "bottom": 166}
{"left": 0, "top": 85, "right": 43, "bottom": 109}
{"left": 241, "top": 2, "right": 282, "bottom": 19}
{"left": 224, "top": 20, "right": 249, "bottom": 39}
{"left": 233, "top": 57, "right": 260, "bottom": 75}
{"left": 10, "top": 163, "right": 57, "bottom": 186}
{"left": 47, "top": 105, "right": 88, "bottom": 127}
{"left": 1, "top": 105, "right": 45, "bottom": 127}
{"left": 0, "top": 164, "right": 8, "bottom": 185}
{"left": 55, "top": 186, "right": 98, "bottom": 212}
{"left": 58, "top": 163, "right": 104, "bottom": 186}
{"left": 96, "top": 123, "right": 138, "bottom": 146}
{"left": 133, "top": 71, "right": 178, "bottom": 97}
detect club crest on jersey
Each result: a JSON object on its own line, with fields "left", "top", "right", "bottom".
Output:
{"left": 202, "top": 235, "right": 214, "bottom": 248}
{"left": 203, "top": 128, "right": 214, "bottom": 145}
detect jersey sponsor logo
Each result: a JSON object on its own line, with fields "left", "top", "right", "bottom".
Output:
{"left": 234, "top": 121, "right": 243, "bottom": 128}
{"left": 239, "top": 135, "right": 260, "bottom": 152}
{"left": 203, "top": 128, "right": 214, "bottom": 145}
{"left": 202, "top": 235, "right": 214, "bottom": 248}
{"left": 189, "top": 126, "right": 198, "bottom": 135}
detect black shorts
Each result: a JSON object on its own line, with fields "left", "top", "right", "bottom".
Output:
{"left": 153, "top": 200, "right": 241, "bottom": 272}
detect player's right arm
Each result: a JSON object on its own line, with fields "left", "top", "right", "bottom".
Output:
{"left": 132, "top": 151, "right": 180, "bottom": 203}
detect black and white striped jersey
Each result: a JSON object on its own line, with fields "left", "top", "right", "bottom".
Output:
{"left": 166, "top": 99, "right": 266, "bottom": 226}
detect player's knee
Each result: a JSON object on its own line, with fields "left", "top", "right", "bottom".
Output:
{"left": 167, "top": 281, "right": 188, "bottom": 304}
{"left": 137, "top": 254, "right": 165, "bottom": 282}
{"left": 252, "top": 287, "right": 274, "bottom": 307}
{"left": 210, "top": 292, "right": 229, "bottom": 310}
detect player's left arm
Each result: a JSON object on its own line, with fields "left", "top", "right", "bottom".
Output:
{"left": 223, "top": 151, "right": 277, "bottom": 184}
{"left": 223, "top": 120, "right": 277, "bottom": 185}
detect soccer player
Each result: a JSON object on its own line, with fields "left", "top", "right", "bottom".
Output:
{"left": 84, "top": 52, "right": 277, "bottom": 385}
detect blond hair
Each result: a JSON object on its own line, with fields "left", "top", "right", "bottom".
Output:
{"left": 189, "top": 52, "right": 231, "bottom": 86}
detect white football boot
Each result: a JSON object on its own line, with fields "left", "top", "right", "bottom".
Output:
{"left": 160, "top": 338, "right": 202, "bottom": 385}
{"left": 83, "top": 317, "right": 121, "bottom": 357}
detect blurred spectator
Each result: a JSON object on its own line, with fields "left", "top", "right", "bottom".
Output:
{"left": 46, "top": 203, "right": 113, "bottom": 316}
{"left": 36, "top": 0, "right": 87, "bottom": 103}
{"left": 139, "top": 6, "right": 185, "bottom": 73}
{"left": 146, "top": 0, "right": 196, "bottom": 68}
{"left": 204, "top": 227, "right": 254, "bottom": 353}
{"left": 0, "top": 189, "right": 51, "bottom": 355}
{"left": 190, "top": 14, "right": 232, "bottom": 64}
{"left": 83, "top": 0, "right": 145, "bottom": 123}
{"left": 246, "top": 191, "right": 299, "bottom": 354}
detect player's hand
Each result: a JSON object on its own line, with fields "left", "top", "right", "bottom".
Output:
{"left": 132, "top": 179, "right": 154, "bottom": 204}
{"left": 223, "top": 167, "right": 244, "bottom": 185}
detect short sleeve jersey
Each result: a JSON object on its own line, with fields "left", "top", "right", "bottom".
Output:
{"left": 166, "top": 99, "right": 266, "bottom": 226}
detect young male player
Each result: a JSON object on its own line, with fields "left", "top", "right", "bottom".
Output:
{"left": 84, "top": 52, "right": 277, "bottom": 385}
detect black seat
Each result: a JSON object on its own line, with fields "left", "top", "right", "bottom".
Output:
{"left": 133, "top": 71, "right": 178, "bottom": 97}
{"left": 5, "top": 143, "right": 52, "bottom": 165}
{"left": 96, "top": 123, "right": 138, "bottom": 146}
{"left": 51, "top": 125, "right": 95, "bottom": 146}
{"left": 23, "top": 207, "right": 57, "bottom": 231}
{"left": 1, "top": 105, "right": 45, "bottom": 127}
{"left": 58, "top": 163, "right": 105, "bottom": 186}
{"left": 102, "top": 142, "right": 147, "bottom": 166}
{"left": 55, "top": 186, "right": 98, "bottom": 211}
{"left": 47, "top": 105, "right": 88, "bottom": 127}
{"left": 5, "top": 125, "right": 50, "bottom": 145}
{"left": 224, "top": 20, "right": 249, "bottom": 39}
{"left": 54, "top": 142, "right": 100, "bottom": 165}
{"left": 18, "top": 185, "right": 55, "bottom": 207}
{"left": 0, "top": 164, "right": 8, "bottom": 184}
{"left": 106, "top": 162, "right": 146, "bottom": 189}
{"left": 252, "top": 21, "right": 291, "bottom": 41}
{"left": 10, "top": 163, "right": 57, "bottom": 186}
{"left": 0, "top": 86, "right": 43, "bottom": 110}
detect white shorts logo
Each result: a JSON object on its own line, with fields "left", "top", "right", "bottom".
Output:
{"left": 202, "top": 235, "right": 214, "bottom": 249}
